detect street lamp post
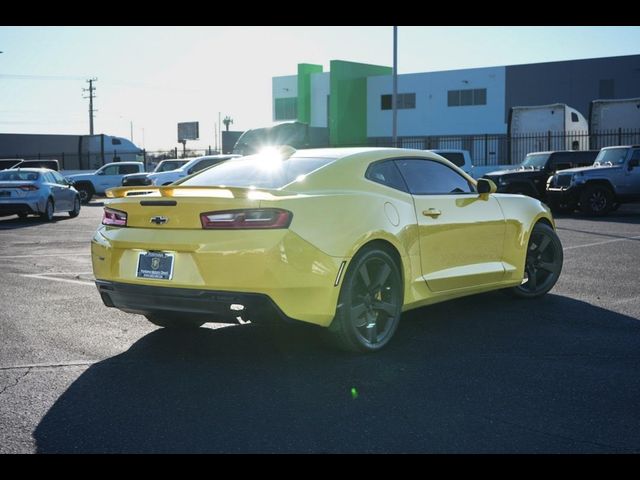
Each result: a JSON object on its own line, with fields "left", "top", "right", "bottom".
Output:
{"left": 392, "top": 26, "right": 398, "bottom": 147}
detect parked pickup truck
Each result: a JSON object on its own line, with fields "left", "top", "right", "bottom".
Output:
{"left": 144, "top": 155, "right": 240, "bottom": 186}
{"left": 482, "top": 150, "right": 598, "bottom": 201}
{"left": 546, "top": 145, "right": 640, "bottom": 215}
{"left": 122, "top": 159, "right": 189, "bottom": 187}
{"left": 66, "top": 161, "right": 144, "bottom": 203}
{"left": 425, "top": 149, "right": 513, "bottom": 179}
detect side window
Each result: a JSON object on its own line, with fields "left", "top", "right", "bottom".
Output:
{"left": 365, "top": 160, "right": 408, "bottom": 192}
{"left": 118, "top": 164, "right": 139, "bottom": 175}
{"left": 190, "top": 159, "right": 218, "bottom": 174}
{"left": 111, "top": 138, "right": 122, "bottom": 145}
{"left": 51, "top": 171, "right": 67, "bottom": 184}
{"left": 101, "top": 165, "right": 119, "bottom": 175}
{"left": 43, "top": 172, "right": 56, "bottom": 184}
{"left": 394, "top": 159, "right": 474, "bottom": 195}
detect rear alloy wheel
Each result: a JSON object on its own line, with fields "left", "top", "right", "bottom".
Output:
{"left": 68, "top": 196, "right": 81, "bottom": 217}
{"left": 144, "top": 313, "right": 205, "bottom": 329}
{"left": 328, "top": 248, "right": 403, "bottom": 352}
{"left": 40, "top": 199, "right": 54, "bottom": 222}
{"left": 508, "top": 223, "right": 563, "bottom": 299}
{"left": 579, "top": 185, "right": 613, "bottom": 216}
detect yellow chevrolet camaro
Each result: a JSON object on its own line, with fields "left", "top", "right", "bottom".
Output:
{"left": 92, "top": 147, "right": 563, "bottom": 352}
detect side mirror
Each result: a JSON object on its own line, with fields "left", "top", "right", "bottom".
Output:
{"left": 628, "top": 158, "right": 639, "bottom": 170}
{"left": 477, "top": 178, "right": 497, "bottom": 195}
{"left": 67, "top": 179, "right": 75, "bottom": 186}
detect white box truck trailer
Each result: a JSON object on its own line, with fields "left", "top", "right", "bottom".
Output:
{"left": 589, "top": 98, "right": 640, "bottom": 149}
{"left": 508, "top": 104, "right": 589, "bottom": 164}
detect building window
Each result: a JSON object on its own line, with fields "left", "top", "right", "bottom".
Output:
{"left": 381, "top": 93, "right": 416, "bottom": 110}
{"left": 275, "top": 97, "right": 298, "bottom": 120}
{"left": 599, "top": 79, "right": 615, "bottom": 98}
{"left": 447, "top": 88, "right": 487, "bottom": 107}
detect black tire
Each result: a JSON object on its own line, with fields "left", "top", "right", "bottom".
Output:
{"left": 328, "top": 247, "right": 403, "bottom": 353}
{"left": 144, "top": 312, "right": 205, "bottom": 329}
{"left": 507, "top": 222, "right": 563, "bottom": 299}
{"left": 68, "top": 196, "right": 81, "bottom": 217}
{"left": 39, "top": 198, "right": 54, "bottom": 222}
{"left": 77, "top": 184, "right": 94, "bottom": 204}
{"left": 579, "top": 184, "right": 614, "bottom": 216}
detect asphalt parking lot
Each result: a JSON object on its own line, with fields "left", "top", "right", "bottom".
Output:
{"left": 1, "top": 201, "right": 639, "bottom": 453}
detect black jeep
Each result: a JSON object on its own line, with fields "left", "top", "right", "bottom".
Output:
{"left": 482, "top": 150, "right": 598, "bottom": 201}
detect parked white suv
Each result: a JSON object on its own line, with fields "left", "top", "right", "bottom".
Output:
{"left": 147, "top": 155, "right": 240, "bottom": 186}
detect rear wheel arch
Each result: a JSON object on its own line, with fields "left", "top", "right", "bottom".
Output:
{"left": 351, "top": 239, "right": 404, "bottom": 287}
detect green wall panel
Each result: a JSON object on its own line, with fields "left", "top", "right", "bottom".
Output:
{"left": 297, "top": 63, "right": 323, "bottom": 124}
{"left": 329, "top": 60, "right": 391, "bottom": 146}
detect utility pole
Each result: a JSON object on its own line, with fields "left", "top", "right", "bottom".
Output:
{"left": 392, "top": 26, "right": 398, "bottom": 147}
{"left": 83, "top": 78, "right": 98, "bottom": 135}
{"left": 130, "top": 121, "right": 133, "bottom": 143}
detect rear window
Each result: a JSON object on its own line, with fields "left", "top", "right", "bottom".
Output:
{"left": 0, "top": 171, "right": 40, "bottom": 181}
{"left": 180, "top": 154, "right": 335, "bottom": 189}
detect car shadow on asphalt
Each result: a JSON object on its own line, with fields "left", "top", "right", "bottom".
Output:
{"left": 553, "top": 204, "right": 640, "bottom": 224}
{"left": 0, "top": 215, "right": 77, "bottom": 229}
{"left": 33, "top": 292, "right": 640, "bottom": 453}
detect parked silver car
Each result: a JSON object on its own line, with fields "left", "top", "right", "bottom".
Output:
{"left": 0, "top": 168, "right": 81, "bottom": 221}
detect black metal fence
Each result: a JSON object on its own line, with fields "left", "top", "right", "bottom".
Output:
{"left": 4, "top": 129, "right": 639, "bottom": 171}
{"left": 369, "top": 128, "right": 640, "bottom": 165}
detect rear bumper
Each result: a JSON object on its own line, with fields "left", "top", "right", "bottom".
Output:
{"left": 91, "top": 226, "right": 345, "bottom": 326}
{"left": 0, "top": 201, "right": 40, "bottom": 216}
{"left": 96, "top": 280, "right": 295, "bottom": 324}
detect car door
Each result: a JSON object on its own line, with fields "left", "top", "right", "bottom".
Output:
{"left": 394, "top": 158, "right": 507, "bottom": 292}
{"left": 95, "top": 164, "right": 120, "bottom": 193}
{"left": 51, "top": 171, "right": 75, "bottom": 210}
{"left": 43, "top": 172, "right": 68, "bottom": 211}
{"left": 619, "top": 149, "right": 640, "bottom": 198}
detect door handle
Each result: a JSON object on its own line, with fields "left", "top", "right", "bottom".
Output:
{"left": 422, "top": 208, "right": 442, "bottom": 218}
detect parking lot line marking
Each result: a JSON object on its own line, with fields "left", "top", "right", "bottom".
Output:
{"left": 0, "top": 360, "right": 97, "bottom": 371}
{"left": 0, "top": 253, "right": 91, "bottom": 259}
{"left": 564, "top": 235, "right": 640, "bottom": 251}
{"left": 21, "top": 273, "right": 95, "bottom": 286}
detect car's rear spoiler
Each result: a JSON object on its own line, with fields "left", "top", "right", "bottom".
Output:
{"left": 105, "top": 185, "right": 291, "bottom": 200}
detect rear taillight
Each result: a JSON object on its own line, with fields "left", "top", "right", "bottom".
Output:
{"left": 102, "top": 207, "right": 127, "bottom": 226}
{"left": 19, "top": 185, "right": 39, "bottom": 191}
{"left": 200, "top": 208, "right": 292, "bottom": 229}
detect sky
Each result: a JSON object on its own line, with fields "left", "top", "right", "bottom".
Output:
{"left": 1, "top": 26, "right": 639, "bottom": 151}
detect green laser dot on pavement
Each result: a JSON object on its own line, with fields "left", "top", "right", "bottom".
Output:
{"left": 351, "top": 387, "right": 358, "bottom": 399}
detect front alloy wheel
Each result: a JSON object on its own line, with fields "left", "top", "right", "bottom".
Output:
{"left": 329, "top": 248, "right": 403, "bottom": 352}
{"left": 509, "top": 222, "right": 563, "bottom": 299}
{"left": 580, "top": 185, "right": 613, "bottom": 216}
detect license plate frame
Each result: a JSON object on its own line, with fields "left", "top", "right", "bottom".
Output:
{"left": 136, "top": 251, "right": 174, "bottom": 280}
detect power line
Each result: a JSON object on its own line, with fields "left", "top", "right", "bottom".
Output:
{"left": 82, "top": 78, "right": 97, "bottom": 135}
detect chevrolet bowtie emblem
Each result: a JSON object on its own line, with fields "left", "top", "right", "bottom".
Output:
{"left": 150, "top": 216, "right": 168, "bottom": 225}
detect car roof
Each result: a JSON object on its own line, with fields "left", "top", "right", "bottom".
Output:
{"left": 5, "top": 167, "right": 51, "bottom": 172}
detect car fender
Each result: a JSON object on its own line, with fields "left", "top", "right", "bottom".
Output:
{"left": 493, "top": 194, "right": 555, "bottom": 282}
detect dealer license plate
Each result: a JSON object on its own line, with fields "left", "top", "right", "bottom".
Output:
{"left": 136, "top": 251, "right": 174, "bottom": 280}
